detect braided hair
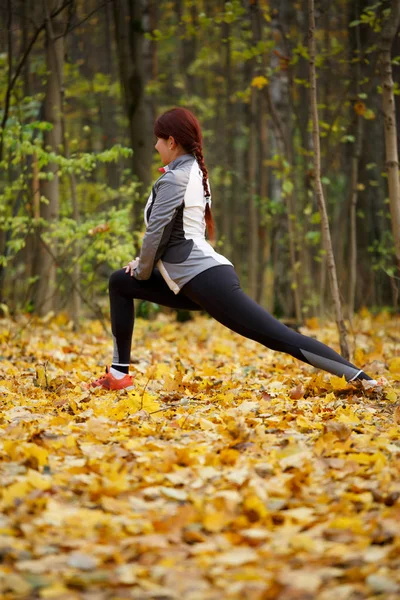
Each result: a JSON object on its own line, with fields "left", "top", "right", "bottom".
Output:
{"left": 154, "top": 108, "right": 215, "bottom": 242}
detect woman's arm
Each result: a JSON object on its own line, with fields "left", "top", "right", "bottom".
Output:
{"left": 133, "top": 172, "right": 186, "bottom": 280}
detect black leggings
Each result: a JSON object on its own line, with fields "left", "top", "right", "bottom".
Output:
{"left": 109, "top": 264, "right": 372, "bottom": 381}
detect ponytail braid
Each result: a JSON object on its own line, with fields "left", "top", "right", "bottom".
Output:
{"left": 153, "top": 107, "right": 216, "bottom": 242}
{"left": 192, "top": 143, "right": 210, "bottom": 198}
{"left": 192, "top": 143, "right": 215, "bottom": 243}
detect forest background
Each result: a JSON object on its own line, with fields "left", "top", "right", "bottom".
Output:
{"left": 0, "top": 0, "right": 399, "bottom": 328}
{"left": 1, "top": 4, "right": 400, "bottom": 598}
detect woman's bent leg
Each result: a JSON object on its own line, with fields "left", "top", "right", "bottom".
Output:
{"left": 180, "top": 265, "right": 373, "bottom": 381}
{"left": 109, "top": 267, "right": 202, "bottom": 367}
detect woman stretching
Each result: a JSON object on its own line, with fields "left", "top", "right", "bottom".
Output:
{"left": 89, "top": 107, "right": 375, "bottom": 390}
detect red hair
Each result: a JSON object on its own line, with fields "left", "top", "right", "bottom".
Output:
{"left": 154, "top": 107, "right": 215, "bottom": 242}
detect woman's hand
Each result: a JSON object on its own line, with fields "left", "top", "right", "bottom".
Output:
{"left": 124, "top": 257, "right": 140, "bottom": 277}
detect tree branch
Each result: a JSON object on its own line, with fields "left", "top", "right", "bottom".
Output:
{"left": 52, "top": 0, "right": 114, "bottom": 41}
{"left": 0, "top": 0, "right": 73, "bottom": 161}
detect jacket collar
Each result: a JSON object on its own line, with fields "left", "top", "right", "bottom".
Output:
{"left": 158, "top": 153, "right": 194, "bottom": 173}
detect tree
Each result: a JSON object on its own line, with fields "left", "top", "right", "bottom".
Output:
{"left": 308, "top": 0, "right": 350, "bottom": 359}
{"left": 34, "top": 1, "right": 65, "bottom": 316}
{"left": 113, "top": 0, "right": 153, "bottom": 235}
{"left": 378, "top": 0, "right": 400, "bottom": 273}
{"left": 348, "top": 1, "right": 364, "bottom": 317}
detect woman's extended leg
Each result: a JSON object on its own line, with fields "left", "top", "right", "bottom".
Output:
{"left": 109, "top": 267, "right": 202, "bottom": 369}
{"left": 180, "top": 265, "right": 374, "bottom": 382}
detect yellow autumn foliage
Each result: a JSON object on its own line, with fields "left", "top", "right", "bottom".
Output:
{"left": 0, "top": 311, "right": 398, "bottom": 599}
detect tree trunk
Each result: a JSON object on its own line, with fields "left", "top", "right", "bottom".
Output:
{"left": 378, "top": 0, "right": 400, "bottom": 272}
{"left": 348, "top": 4, "right": 364, "bottom": 318}
{"left": 248, "top": 86, "right": 259, "bottom": 299}
{"left": 113, "top": 0, "right": 152, "bottom": 231}
{"left": 247, "top": 0, "right": 262, "bottom": 299}
{"left": 222, "top": 10, "right": 234, "bottom": 260}
{"left": 35, "top": 1, "right": 64, "bottom": 317}
{"left": 264, "top": 84, "right": 302, "bottom": 321}
{"left": 308, "top": 0, "right": 350, "bottom": 359}
{"left": 257, "top": 95, "right": 269, "bottom": 304}
{"left": 43, "top": 0, "right": 81, "bottom": 328}
{"left": 22, "top": 0, "right": 38, "bottom": 304}
{"left": 101, "top": 0, "right": 120, "bottom": 189}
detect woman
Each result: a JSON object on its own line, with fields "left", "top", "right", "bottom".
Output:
{"left": 89, "top": 107, "right": 375, "bottom": 390}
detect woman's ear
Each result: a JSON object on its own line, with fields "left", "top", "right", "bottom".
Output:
{"left": 168, "top": 136, "right": 176, "bottom": 149}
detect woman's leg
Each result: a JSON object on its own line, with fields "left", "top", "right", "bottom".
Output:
{"left": 109, "top": 267, "right": 202, "bottom": 369}
{"left": 180, "top": 265, "right": 374, "bottom": 381}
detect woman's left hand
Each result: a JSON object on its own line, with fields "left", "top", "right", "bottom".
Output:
{"left": 124, "top": 257, "right": 139, "bottom": 277}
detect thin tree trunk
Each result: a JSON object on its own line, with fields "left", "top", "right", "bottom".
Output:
{"left": 44, "top": 1, "right": 80, "bottom": 329}
{"left": 222, "top": 11, "right": 233, "bottom": 260}
{"left": 264, "top": 86, "right": 302, "bottom": 321}
{"left": 113, "top": 0, "right": 152, "bottom": 230}
{"left": 101, "top": 0, "right": 120, "bottom": 188}
{"left": 348, "top": 21, "right": 364, "bottom": 317}
{"left": 247, "top": 0, "right": 262, "bottom": 298}
{"left": 308, "top": 0, "right": 350, "bottom": 359}
{"left": 0, "top": 1, "right": 13, "bottom": 306}
{"left": 257, "top": 96, "right": 269, "bottom": 304}
{"left": 348, "top": 119, "right": 362, "bottom": 316}
{"left": 22, "top": 0, "right": 38, "bottom": 301}
{"left": 319, "top": 254, "right": 326, "bottom": 319}
{"left": 248, "top": 86, "right": 259, "bottom": 298}
{"left": 35, "top": 1, "right": 64, "bottom": 316}
{"left": 378, "top": 0, "right": 400, "bottom": 272}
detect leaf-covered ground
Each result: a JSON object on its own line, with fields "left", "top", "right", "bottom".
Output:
{"left": 0, "top": 310, "right": 399, "bottom": 600}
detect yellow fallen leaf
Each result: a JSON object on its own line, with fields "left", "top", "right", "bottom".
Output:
{"left": 35, "top": 364, "right": 48, "bottom": 388}
{"left": 290, "top": 534, "right": 316, "bottom": 551}
{"left": 40, "top": 583, "right": 71, "bottom": 598}
{"left": 127, "top": 390, "right": 161, "bottom": 412}
{"left": 386, "top": 389, "right": 398, "bottom": 402}
{"left": 25, "top": 469, "right": 52, "bottom": 491}
{"left": 219, "top": 448, "right": 240, "bottom": 465}
{"left": 336, "top": 407, "right": 361, "bottom": 426}
{"left": 329, "top": 516, "right": 364, "bottom": 533}
{"left": 329, "top": 375, "right": 349, "bottom": 390}
{"left": 2, "top": 480, "right": 31, "bottom": 508}
{"left": 388, "top": 357, "right": 400, "bottom": 374}
{"left": 203, "top": 511, "right": 230, "bottom": 533}
{"left": 325, "top": 420, "right": 352, "bottom": 441}
{"left": 22, "top": 443, "right": 49, "bottom": 467}
{"left": 243, "top": 494, "right": 268, "bottom": 520}
{"left": 296, "top": 415, "right": 323, "bottom": 431}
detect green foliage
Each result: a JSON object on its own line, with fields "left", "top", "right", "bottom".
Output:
{"left": 0, "top": 113, "right": 140, "bottom": 309}
{"left": 368, "top": 231, "right": 396, "bottom": 275}
{"left": 349, "top": 1, "right": 389, "bottom": 32}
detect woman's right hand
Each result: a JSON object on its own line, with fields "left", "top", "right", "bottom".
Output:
{"left": 124, "top": 257, "right": 140, "bottom": 277}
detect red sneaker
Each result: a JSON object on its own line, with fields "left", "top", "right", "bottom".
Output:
{"left": 88, "top": 366, "right": 134, "bottom": 391}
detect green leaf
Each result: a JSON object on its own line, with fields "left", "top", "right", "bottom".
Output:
{"left": 282, "top": 180, "right": 293, "bottom": 196}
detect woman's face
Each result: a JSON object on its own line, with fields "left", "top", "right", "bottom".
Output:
{"left": 155, "top": 136, "right": 175, "bottom": 165}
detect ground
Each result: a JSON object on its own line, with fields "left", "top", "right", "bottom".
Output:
{"left": 0, "top": 310, "right": 399, "bottom": 600}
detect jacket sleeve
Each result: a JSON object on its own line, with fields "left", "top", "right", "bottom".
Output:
{"left": 133, "top": 172, "right": 186, "bottom": 280}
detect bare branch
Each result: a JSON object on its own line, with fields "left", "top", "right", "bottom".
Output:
{"left": 52, "top": 0, "right": 114, "bottom": 41}
{"left": 0, "top": 0, "right": 73, "bottom": 161}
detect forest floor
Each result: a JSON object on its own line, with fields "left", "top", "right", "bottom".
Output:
{"left": 0, "top": 310, "right": 399, "bottom": 600}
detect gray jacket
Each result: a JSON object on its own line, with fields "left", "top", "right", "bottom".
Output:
{"left": 133, "top": 154, "right": 233, "bottom": 294}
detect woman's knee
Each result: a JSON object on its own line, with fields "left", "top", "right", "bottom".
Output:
{"left": 108, "top": 269, "right": 127, "bottom": 293}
